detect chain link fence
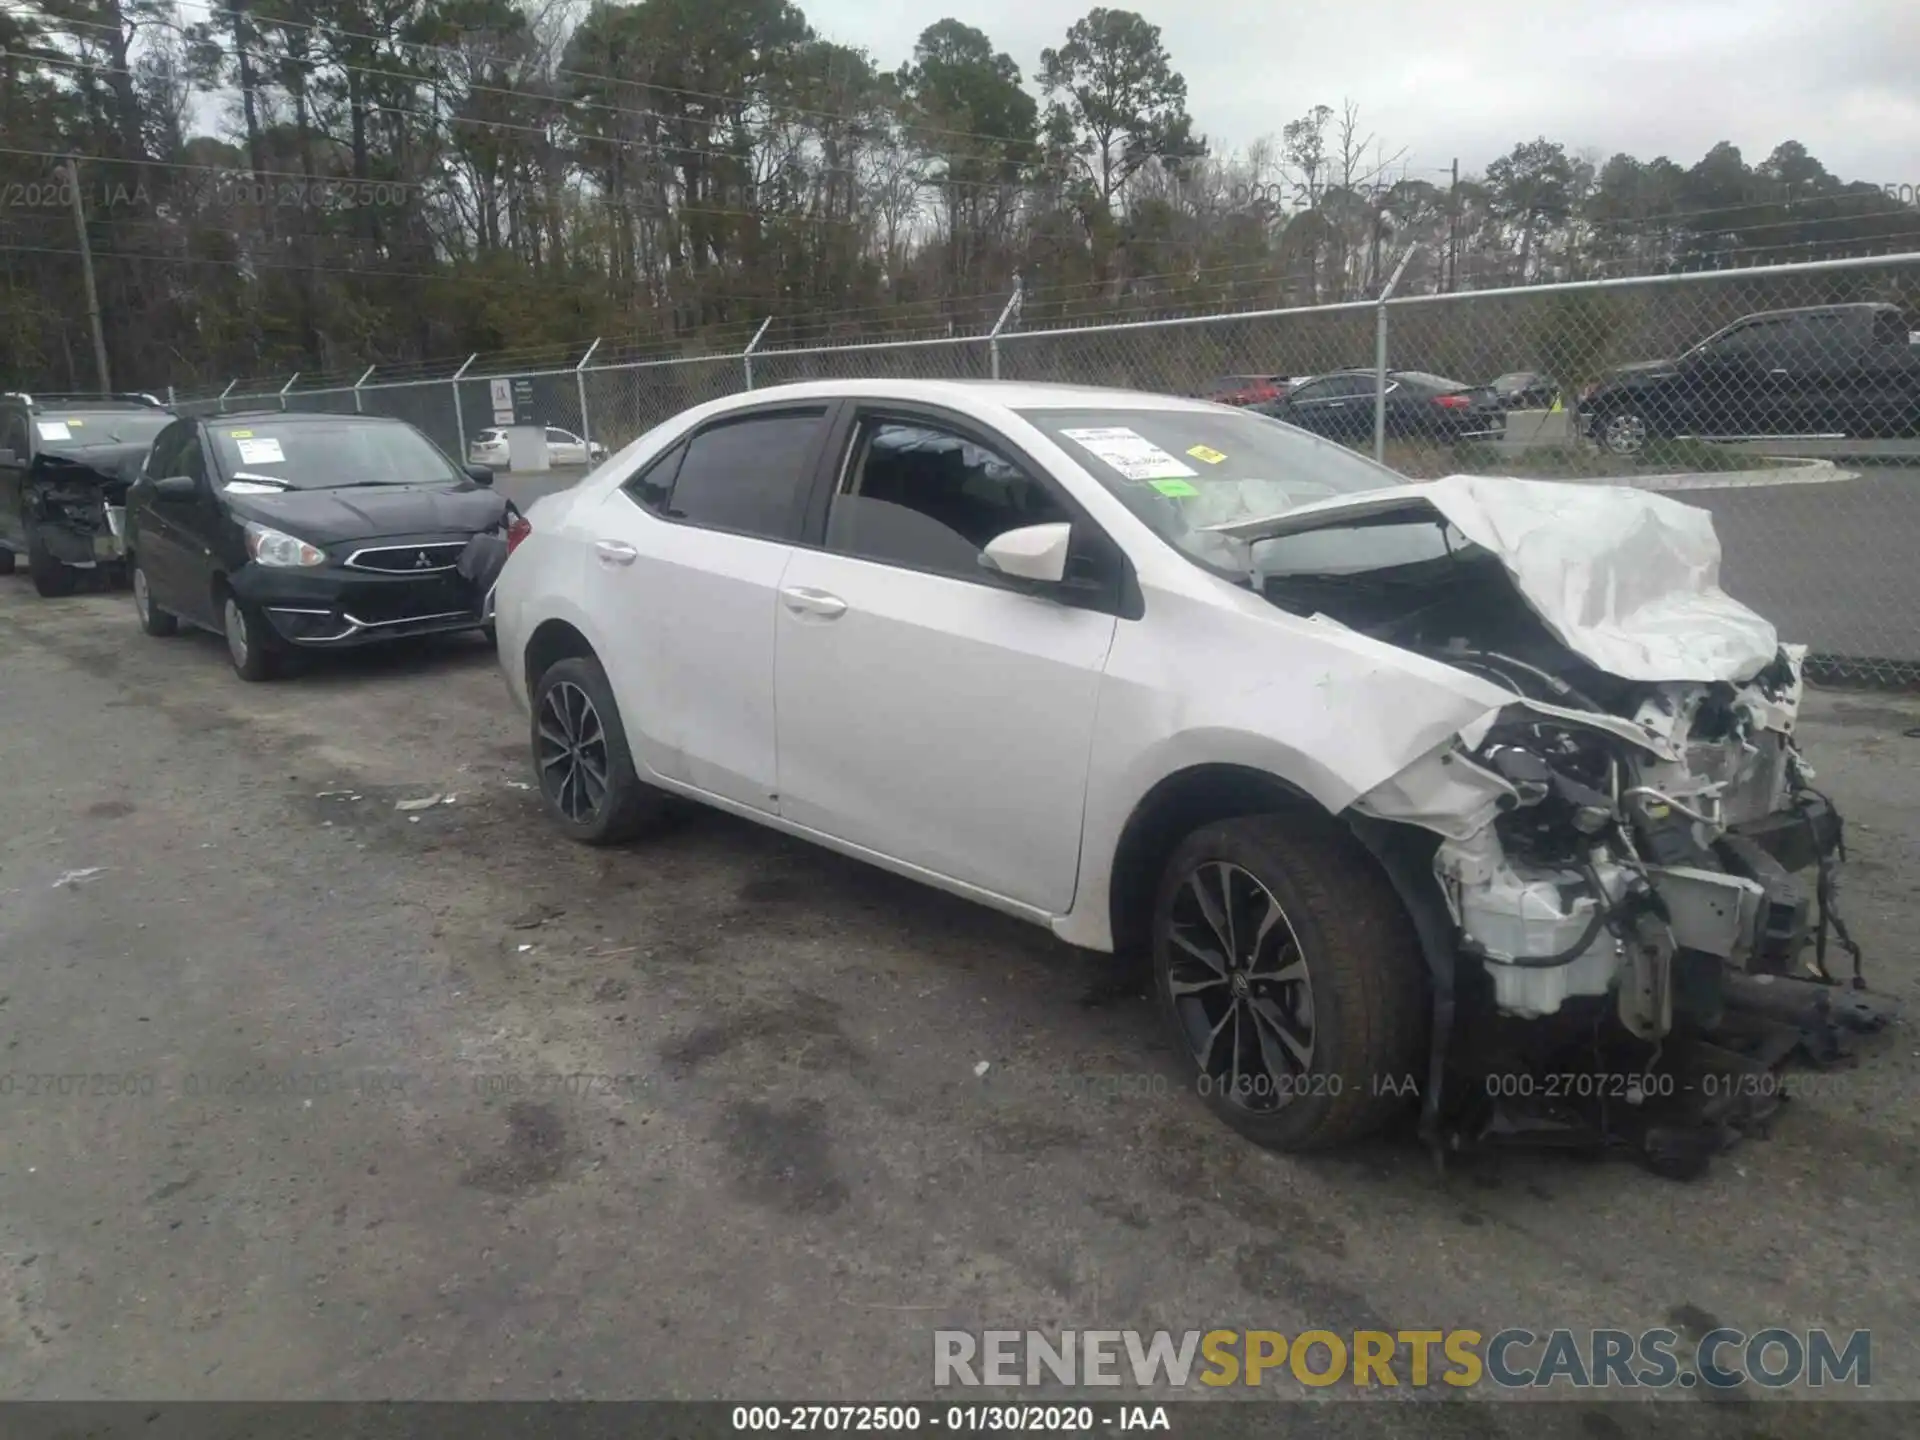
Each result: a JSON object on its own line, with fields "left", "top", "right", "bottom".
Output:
{"left": 171, "top": 252, "right": 1920, "bottom": 683}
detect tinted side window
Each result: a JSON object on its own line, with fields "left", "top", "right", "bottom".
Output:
{"left": 1, "top": 409, "right": 28, "bottom": 462}
{"left": 649, "top": 410, "right": 824, "bottom": 541}
{"left": 144, "top": 421, "right": 188, "bottom": 478}
{"left": 624, "top": 441, "right": 685, "bottom": 514}
{"left": 1871, "top": 311, "right": 1907, "bottom": 348}
{"left": 826, "top": 419, "right": 1072, "bottom": 582}
{"left": 1713, "top": 319, "right": 1787, "bottom": 357}
{"left": 1287, "top": 379, "right": 1340, "bottom": 402}
{"left": 178, "top": 431, "right": 208, "bottom": 484}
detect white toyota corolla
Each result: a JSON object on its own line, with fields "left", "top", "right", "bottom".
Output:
{"left": 491, "top": 380, "right": 1869, "bottom": 1164}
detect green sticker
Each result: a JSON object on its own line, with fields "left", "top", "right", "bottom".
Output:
{"left": 1150, "top": 478, "right": 1199, "bottom": 498}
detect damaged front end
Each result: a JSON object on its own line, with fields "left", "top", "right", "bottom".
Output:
{"left": 1221, "top": 475, "right": 1892, "bottom": 1176}
{"left": 28, "top": 452, "right": 140, "bottom": 570}
{"left": 1358, "top": 648, "right": 1884, "bottom": 1176}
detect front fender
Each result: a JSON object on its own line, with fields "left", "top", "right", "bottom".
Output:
{"left": 1052, "top": 589, "right": 1511, "bottom": 951}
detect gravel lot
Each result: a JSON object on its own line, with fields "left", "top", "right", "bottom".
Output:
{"left": 0, "top": 538, "right": 1915, "bottom": 1432}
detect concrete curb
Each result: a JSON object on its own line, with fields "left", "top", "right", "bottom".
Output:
{"left": 1546, "top": 458, "right": 1861, "bottom": 491}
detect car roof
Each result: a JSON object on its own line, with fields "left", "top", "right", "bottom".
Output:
{"left": 694, "top": 378, "right": 1230, "bottom": 417}
{"left": 1737, "top": 302, "right": 1898, "bottom": 322}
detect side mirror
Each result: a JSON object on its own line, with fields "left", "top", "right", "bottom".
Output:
{"left": 465, "top": 464, "right": 495, "bottom": 486}
{"left": 980, "top": 521, "right": 1072, "bottom": 585}
{"left": 154, "top": 474, "right": 198, "bottom": 501}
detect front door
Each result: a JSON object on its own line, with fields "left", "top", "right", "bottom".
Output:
{"left": 773, "top": 410, "right": 1117, "bottom": 914}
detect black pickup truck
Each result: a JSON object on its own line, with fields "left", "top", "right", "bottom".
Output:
{"left": 0, "top": 391, "right": 175, "bottom": 595}
{"left": 1579, "top": 302, "right": 1920, "bottom": 455}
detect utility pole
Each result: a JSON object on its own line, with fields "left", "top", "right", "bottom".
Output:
{"left": 1446, "top": 157, "right": 1459, "bottom": 293}
{"left": 63, "top": 157, "right": 111, "bottom": 393}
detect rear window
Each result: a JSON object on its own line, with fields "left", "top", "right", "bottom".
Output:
{"left": 1871, "top": 311, "right": 1908, "bottom": 348}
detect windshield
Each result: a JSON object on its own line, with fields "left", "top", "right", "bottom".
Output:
{"left": 1018, "top": 405, "right": 1407, "bottom": 573}
{"left": 206, "top": 418, "right": 464, "bottom": 489}
{"left": 34, "top": 411, "right": 174, "bottom": 452}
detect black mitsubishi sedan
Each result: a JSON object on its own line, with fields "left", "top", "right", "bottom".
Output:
{"left": 124, "top": 411, "right": 516, "bottom": 680}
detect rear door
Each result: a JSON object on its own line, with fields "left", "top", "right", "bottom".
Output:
{"left": 583, "top": 404, "right": 833, "bottom": 814}
{"left": 1278, "top": 375, "right": 1370, "bottom": 437}
{"left": 545, "top": 427, "right": 584, "bottom": 465}
{"left": 772, "top": 406, "right": 1121, "bottom": 913}
{"left": 1683, "top": 317, "right": 1795, "bottom": 435}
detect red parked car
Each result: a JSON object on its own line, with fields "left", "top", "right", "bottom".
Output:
{"left": 1197, "top": 374, "right": 1292, "bottom": 407}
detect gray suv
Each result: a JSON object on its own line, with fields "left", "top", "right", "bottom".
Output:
{"left": 0, "top": 392, "right": 174, "bottom": 596}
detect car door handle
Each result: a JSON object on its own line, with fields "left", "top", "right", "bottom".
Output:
{"left": 595, "top": 540, "right": 638, "bottom": 566}
{"left": 780, "top": 586, "right": 847, "bottom": 619}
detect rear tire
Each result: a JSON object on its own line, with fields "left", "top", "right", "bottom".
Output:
{"left": 131, "top": 558, "right": 179, "bottom": 637}
{"left": 27, "top": 530, "right": 79, "bottom": 598}
{"left": 531, "top": 654, "right": 669, "bottom": 845}
{"left": 1153, "top": 812, "right": 1428, "bottom": 1152}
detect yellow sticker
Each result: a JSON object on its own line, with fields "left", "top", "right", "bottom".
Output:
{"left": 66, "top": 418, "right": 84, "bottom": 426}
{"left": 229, "top": 429, "right": 254, "bottom": 438}
{"left": 1187, "top": 444, "right": 1227, "bottom": 464}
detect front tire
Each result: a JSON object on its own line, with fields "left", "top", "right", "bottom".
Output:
{"left": 221, "top": 591, "right": 280, "bottom": 681}
{"left": 27, "top": 529, "right": 79, "bottom": 597}
{"left": 1153, "top": 814, "right": 1428, "bottom": 1152}
{"left": 531, "top": 654, "right": 669, "bottom": 845}
{"left": 131, "top": 559, "right": 178, "bottom": 636}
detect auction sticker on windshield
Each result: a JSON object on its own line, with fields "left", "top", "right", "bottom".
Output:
{"left": 1060, "top": 426, "right": 1198, "bottom": 482}
{"left": 236, "top": 437, "right": 285, "bottom": 465}
{"left": 35, "top": 421, "right": 72, "bottom": 441}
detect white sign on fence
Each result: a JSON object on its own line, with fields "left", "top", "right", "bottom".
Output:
{"left": 489, "top": 377, "right": 513, "bottom": 425}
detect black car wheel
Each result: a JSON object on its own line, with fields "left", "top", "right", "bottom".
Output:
{"left": 131, "top": 559, "right": 178, "bottom": 637}
{"left": 530, "top": 654, "right": 668, "bottom": 845}
{"left": 221, "top": 592, "right": 280, "bottom": 681}
{"left": 1595, "top": 406, "right": 1650, "bottom": 457}
{"left": 1154, "top": 813, "right": 1427, "bottom": 1152}
{"left": 0, "top": 547, "right": 14, "bottom": 576}
{"left": 26, "top": 529, "right": 79, "bottom": 598}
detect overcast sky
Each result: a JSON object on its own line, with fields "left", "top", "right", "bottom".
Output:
{"left": 813, "top": 0, "right": 1920, "bottom": 185}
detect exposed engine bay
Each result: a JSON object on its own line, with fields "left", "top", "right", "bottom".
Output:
{"left": 1223, "top": 477, "right": 1892, "bottom": 1176}
{"left": 27, "top": 451, "right": 140, "bottom": 569}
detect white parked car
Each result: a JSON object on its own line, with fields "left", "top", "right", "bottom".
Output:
{"left": 492, "top": 380, "right": 1864, "bottom": 1162}
{"left": 467, "top": 427, "right": 606, "bottom": 469}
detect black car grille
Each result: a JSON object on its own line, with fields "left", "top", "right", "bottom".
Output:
{"left": 344, "top": 541, "right": 467, "bottom": 574}
{"left": 345, "top": 576, "right": 476, "bottom": 624}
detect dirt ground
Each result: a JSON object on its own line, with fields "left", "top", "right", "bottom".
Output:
{"left": 0, "top": 570, "right": 1915, "bottom": 1436}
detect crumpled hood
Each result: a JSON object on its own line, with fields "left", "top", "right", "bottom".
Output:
{"left": 35, "top": 443, "right": 151, "bottom": 495}
{"left": 223, "top": 483, "right": 508, "bottom": 544}
{"left": 1207, "top": 474, "right": 1779, "bottom": 684}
